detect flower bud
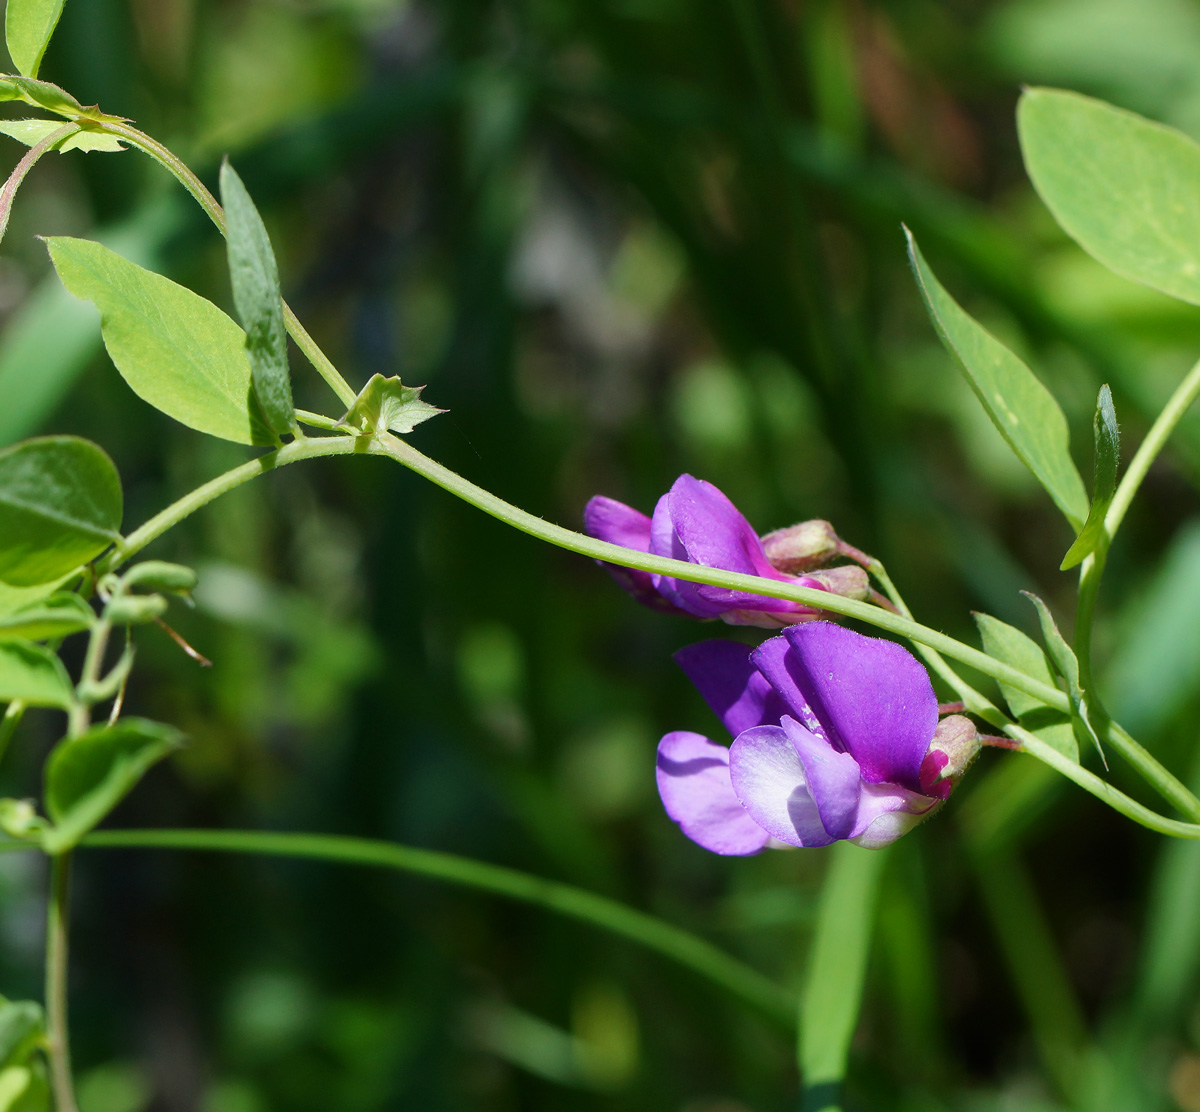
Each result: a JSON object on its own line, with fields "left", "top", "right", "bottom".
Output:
{"left": 122, "top": 561, "right": 198, "bottom": 595}
{"left": 804, "top": 565, "right": 870, "bottom": 602}
{"left": 919, "top": 715, "right": 980, "bottom": 800}
{"left": 760, "top": 520, "right": 840, "bottom": 573}
{"left": 105, "top": 594, "right": 168, "bottom": 626}
{"left": 0, "top": 798, "right": 47, "bottom": 841}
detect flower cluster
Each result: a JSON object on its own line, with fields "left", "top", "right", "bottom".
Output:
{"left": 586, "top": 475, "right": 979, "bottom": 853}
{"left": 657, "top": 623, "right": 977, "bottom": 853}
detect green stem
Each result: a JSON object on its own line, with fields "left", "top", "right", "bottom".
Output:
{"left": 1106, "top": 356, "right": 1200, "bottom": 541}
{"left": 96, "top": 121, "right": 358, "bottom": 408}
{"left": 97, "top": 435, "right": 364, "bottom": 574}
{"left": 81, "top": 827, "right": 793, "bottom": 1029}
{"left": 0, "top": 122, "right": 79, "bottom": 249}
{"left": 1008, "top": 726, "right": 1200, "bottom": 838}
{"left": 45, "top": 853, "right": 78, "bottom": 1112}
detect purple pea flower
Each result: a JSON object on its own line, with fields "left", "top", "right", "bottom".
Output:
{"left": 655, "top": 622, "right": 979, "bottom": 854}
{"left": 584, "top": 475, "right": 868, "bottom": 628}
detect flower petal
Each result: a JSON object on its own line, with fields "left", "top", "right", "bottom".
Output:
{"left": 650, "top": 476, "right": 812, "bottom": 619}
{"left": 750, "top": 634, "right": 822, "bottom": 731}
{"left": 584, "top": 495, "right": 682, "bottom": 613}
{"left": 656, "top": 731, "right": 769, "bottom": 855}
{"left": 674, "top": 640, "right": 790, "bottom": 738}
{"left": 728, "top": 726, "right": 833, "bottom": 847}
{"left": 781, "top": 716, "right": 863, "bottom": 841}
{"left": 849, "top": 782, "right": 941, "bottom": 848}
{"left": 781, "top": 622, "right": 937, "bottom": 791}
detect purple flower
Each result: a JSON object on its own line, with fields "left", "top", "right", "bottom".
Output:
{"left": 655, "top": 623, "right": 978, "bottom": 854}
{"left": 584, "top": 475, "right": 868, "bottom": 628}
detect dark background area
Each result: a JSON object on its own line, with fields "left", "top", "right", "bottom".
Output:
{"left": 4, "top": 1, "right": 1200, "bottom": 1109}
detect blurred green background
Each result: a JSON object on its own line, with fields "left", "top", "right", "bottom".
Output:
{"left": 6, "top": 0, "right": 1200, "bottom": 1109}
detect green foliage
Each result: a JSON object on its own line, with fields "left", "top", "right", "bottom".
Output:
{"left": 906, "top": 230, "right": 1089, "bottom": 527}
{"left": 1019, "top": 87, "right": 1200, "bottom": 305}
{"left": 0, "top": 436, "right": 121, "bottom": 586}
{"left": 798, "top": 844, "right": 888, "bottom": 1111}
{"left": 46, "top": 237, "right": 275, "bottom": 446}
{"left": 339, "top": 374, "right": 443, "bottom": 436}
{"left": 4, "top": 0, "right": 67, "bottom": 79}
{"left": 43, "top": 718, "right": 182, "bottom": 852}
{"left": 0, "top": 1065, "right": 48, "bottom": 1112}
{"left": 0, "top": 119, "right": 123, "bottom": 153}
{"left": 1061, "top": 384, "right": 1120, "bottom": 569}
{"left": 0, "top": 999, "right": 43, "bottom": 1068}
{"left": 1024, "top": 592, "right": 1105, "bottom": 762}
{"left": 219, "top": 161, "right": 294, "bottom": 437}
{"left": 975, "top": 612, "right": 1079, "bottom": 760}
{"left": 0, "top": 75, "right": 82, "bottom": 117}
{"left": 0, "top": 640, "right": 73, "bottom": 707}
{"left": 0, "top": 593, "right": 92, "bottom": 641}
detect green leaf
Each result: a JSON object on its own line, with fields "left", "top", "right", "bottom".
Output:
{"left": 0, "top": 435, "right": 122, "bottom": 587}
{"left": 974, "top": 611, "right": 1078, "bottom": 762}
{"left": 974, "top": 612, "right": 1060, "bottom": 719}
{"left": 4, "top": 0, "right": 67, "bottom": 79}
{"left": 1061, "top": 384, "right": 1120, "bottom": 570}
{"left": 0, "top": 1065, "right": 47, "bottom": 1112}
{"left": 43, "top": 717, "right": 182, "bottom": 852}
{"left": 0, "top": 75, "right": 82, "bottom": 117}
{"left": 905, "top": 230, "right": 1088, "bottom": 527}
{"left": 46, "top": 237, "right": 274, "bottom": 445}
{"left": 1019, "top": 88, "right": 1200, "bottom": 306}
{"left": 0, "top": 119, "right": 123, "bottom": 153}
{"left": 339, "top": 374, "right": 444, "bottom": 437}
{"left": 0, "top": 999, "right": 42, "bottom": 1067}
{"left": 0, "top": 593, "right": 92, "bottom": 641}
{"left": 1024, "top": 591, "right": 1105, "bottom": 764}
{"left": 0, "top": 640, "right": 73, "bottom": 707}
{"left": 219, "top": 161, "right": 293, "bottom": 437}
{"left": 798, "top": 843, "right": 888, "bottom": 1111}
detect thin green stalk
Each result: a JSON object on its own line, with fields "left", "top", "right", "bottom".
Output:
{"left": 0, "top": 122, "right": 79, "bottom": 249}
{"left": 1107, "top": 356, "right": 1200, "bottom": 541}
{"left": 96, "top": 121, "right": 358, "bottom": 408}
{"left": 370, "top": 432, "right": 1067, "bottom": 709}
{"left": 1009, "top": 727, "right": 1200, "bottom": 838}
{"left": 90, "top": 422, "right": 1199, "bottom": 822}
{"left": 374, "top": 431, "right": 1200, "bottom": 818}
{"left": 45, "top": 853, "right": 78, "bottom": 1112}
{"left": 98, "top": 435, "right": 364, "bottom": 574}
{"left": 81, "top": 827, "right": 793, "bottom": 1029}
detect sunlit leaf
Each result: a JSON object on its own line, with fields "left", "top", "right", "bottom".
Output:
{"left": 0, "top": 1064, "right": 47, "bottom": 1112}
{"left": 0, "top": 119, "right": 123, "bottom": 153}
{"left": 0, "top": 74, "right": 82, "bottom": 117}
{"left": 1019, "top": 88, "right": 1200, "bottom": 305}
{"left": 0, "top": 436, "right": 122, "bottom": 587}
{"left": 339, "top": 374, "right": 444, "bottom": 437}
{"left": 906, "top": 230, "right": 1088, "bottom": 527}
{"left": 46, "top": 237, "right": 274, "bottom": 445}
{"left": 1061, "top": 384, "right": 1120, "bottom": 570}
{"left": 219, "top": 161, "right": 293, "bottom": 437}
{"left": 0, "top": 593, "right": 92, "bottom": 641}
{"left": 43, "top": 718, "right": 182, "bottom": 852}
{"left": 4, "top": 0, "right": 67, "bottom": 79}
{"left": 0, "top": 640, "right": 73, "bottom": 707}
